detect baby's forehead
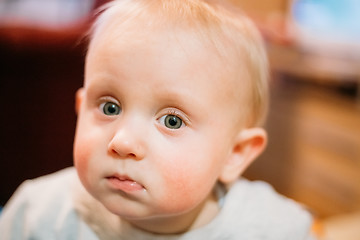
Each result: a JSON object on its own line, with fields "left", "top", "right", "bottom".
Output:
{"left": 91, "top": 7, "right": 248, "bottom": 77}
{"left": 91, "top": 1, "right": 240, "bottom": 55}
{"left": 91, "top": 17, "right": 249, "bottom": 91}
{"left": 91, "top": 19, "right": 247, "bottom": 86}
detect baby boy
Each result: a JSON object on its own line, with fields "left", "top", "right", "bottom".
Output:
{"left": 0, "top": 0, "right": 315, "bottom": 239}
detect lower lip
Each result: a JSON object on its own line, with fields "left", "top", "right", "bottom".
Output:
{"left": 106, "top": 177, "right": 144, "bottom": 193}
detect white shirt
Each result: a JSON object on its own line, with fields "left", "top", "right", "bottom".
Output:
{"left": 0, "top": 167, "right": 315, "bottom": 240}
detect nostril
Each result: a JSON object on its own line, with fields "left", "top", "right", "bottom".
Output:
{"left": 110, "top": 148, "right": 137, "bottom": 159}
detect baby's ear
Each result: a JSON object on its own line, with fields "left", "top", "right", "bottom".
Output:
{"left": 219, "top": 128, "right": 267, "bottom": 184}
{"left": 75, "top": 88, "right": 85, "bottom": 114}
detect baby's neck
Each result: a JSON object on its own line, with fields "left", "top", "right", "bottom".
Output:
{"left": 128, "top": 191, "right": 220, "bottom": 234}
{"left": 187, "top": 190, "right": 220, "bottom": 230}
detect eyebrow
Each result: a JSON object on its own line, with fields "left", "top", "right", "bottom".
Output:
{"left": 154, "top": 87, "right": 204, "bottom": 118}
{"left": 85, "top": 71, "right": 121, "bottom": 91}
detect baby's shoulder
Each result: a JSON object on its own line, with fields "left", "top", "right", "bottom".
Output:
{"left": 10, "top": 167, "right": 78, "bottom": 206}
{"left": 5, "top": 167, "right": 77, "bottom": 207}
{"left": 0, "top": 167, "right": 95, "bottom": 239}
{"left": 228, "top": 179, "right": 310, "bottom": 218}
{"left": 219, "top": 179, "right": 314, "bottom": 239}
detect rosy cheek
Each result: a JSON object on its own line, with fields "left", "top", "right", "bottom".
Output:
{"left": 73, "top": 136, "right": 93, "bottom": 181}
{"left": 155, "top": 156, "right": 214, "bottom": 213}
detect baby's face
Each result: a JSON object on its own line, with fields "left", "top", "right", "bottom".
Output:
{"left": 74, "top": 19, "right": 249, "bottom": 230}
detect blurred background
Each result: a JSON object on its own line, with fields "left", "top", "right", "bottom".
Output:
{"left": 0, "top": 0, "right": 359, "bottom": 239}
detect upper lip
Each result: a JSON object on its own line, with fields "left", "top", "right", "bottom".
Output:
{"left": 107, "top": 174, "right": 133, "bottom": 181}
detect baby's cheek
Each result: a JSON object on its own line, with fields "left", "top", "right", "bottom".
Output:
{"left": 73, "top": 136, "right": 93, "bottom": 181}
{"left": 156, "top": 162, "right": 213, "bottom": 213}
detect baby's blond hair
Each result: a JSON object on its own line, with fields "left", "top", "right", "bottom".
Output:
{"left": 88, "top": 0, "right": 269, "bottom": 127}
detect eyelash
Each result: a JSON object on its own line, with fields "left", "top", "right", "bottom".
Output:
{"left": 167, "top": 109, "right": 182, "bottom": 118}
{"left": 159, "top": 109, "right": 188, "bottom": 128}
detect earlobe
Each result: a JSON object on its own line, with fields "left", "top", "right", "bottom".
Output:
{"left": 75, "top": 88, "right": 85, "bottom": 114}
{"left": 219, "top": 128, "right": 267, "bottom": 184}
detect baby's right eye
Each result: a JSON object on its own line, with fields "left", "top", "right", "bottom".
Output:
{"left": 99, "top": 102, "right": 121, "bottom": 115}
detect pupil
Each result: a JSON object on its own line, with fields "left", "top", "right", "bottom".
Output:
{"left": 169, "top": 116, "right": 177, "bottom": 126}
{"left": 107, "top": 104, "right": 116, "bottom": 113}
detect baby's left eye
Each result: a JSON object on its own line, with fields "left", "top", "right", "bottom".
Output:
{"left": 159, "top": 114, "right": 184, "bottom": 129}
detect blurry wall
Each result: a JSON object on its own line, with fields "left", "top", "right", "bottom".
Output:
{"left": 0, "top": 1, "right": 96, "bottom": 206}
{"left": 0, "top": 41, "right": 85, "bottom": 206}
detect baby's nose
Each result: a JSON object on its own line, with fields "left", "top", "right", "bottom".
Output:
{"left": 107, "top": 120, "right": 146, "bottom": 160}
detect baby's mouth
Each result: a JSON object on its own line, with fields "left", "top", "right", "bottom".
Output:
{"left": 106, "top": 175, "right": 145, "bottom": 193}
